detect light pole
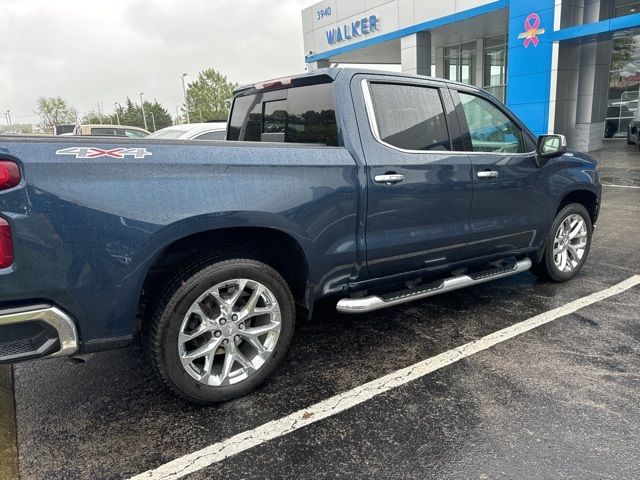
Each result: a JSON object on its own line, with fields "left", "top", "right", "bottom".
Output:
{"left": 179, "top": 73, "right": 190, "bottom": 124}
{"left": 139, "top": 92, "right": 148, "bottom": 131}
{"left": 114, "top": 103, "right": 121, "bottom": 125}
{"left": 5, "top": 110, "right": 11, "bottom": 127}
{"left": 175, "top": 106, "right": 180, "bottom": 125}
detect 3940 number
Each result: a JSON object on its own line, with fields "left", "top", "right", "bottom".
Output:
{"left": 317, "top": 7, "right": 332, "bottom": 20}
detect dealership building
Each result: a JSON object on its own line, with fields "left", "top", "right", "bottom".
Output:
{"left": 302, "top": 0, "right": 640, "bottom": 151}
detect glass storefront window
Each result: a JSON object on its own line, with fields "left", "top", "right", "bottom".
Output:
{"left": 444, "top": 45, "right": 459, "bottom": 82}
{"left": 615, "top": 2, "right": 640, "bottom": 17}
{"left": 460, "top": 42, "right": 476, "bottom": 85}
{"left": 605, "top": 32, "right": 640, "bottom": 138}
{"left": 483, "top": 34, "right": 507, "bottom": 102}
{"left": 443, "top": 42, "right": 476, "bottom": 85}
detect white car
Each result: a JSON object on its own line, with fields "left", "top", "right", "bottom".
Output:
{"left": 148, "top": 122, "right": 227, "bottom": 140}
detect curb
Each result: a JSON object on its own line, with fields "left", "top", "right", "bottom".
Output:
{"left": 0, "top": 365, "right": 18, "bottom": 480}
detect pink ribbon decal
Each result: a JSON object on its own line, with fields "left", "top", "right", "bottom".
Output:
{"left": 521, "top": 13, "right": 544, "bottom": 48}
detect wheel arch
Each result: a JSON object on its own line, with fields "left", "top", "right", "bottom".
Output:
{"left": 557, "top": 189, "right": 600, "bottom": 226}
{"left": 134, "top": 226, "right": 311, "bottom": 337}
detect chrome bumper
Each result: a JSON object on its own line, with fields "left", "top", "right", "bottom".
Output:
{"left": 0, "top": 306, "right": 79, "bottom": 359}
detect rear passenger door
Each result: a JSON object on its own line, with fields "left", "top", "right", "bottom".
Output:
{"left": 451, "top": 88, "right": 551, "bottom": 258}
{"left": 354, "top": 75, "right": 474, "bottom": 279}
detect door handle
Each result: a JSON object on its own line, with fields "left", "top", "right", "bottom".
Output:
{"left": 374, "top": 173, "right": 405, "bottom": 185}
{"left": 477, "top": 170, "right": 499, "bottom": 179}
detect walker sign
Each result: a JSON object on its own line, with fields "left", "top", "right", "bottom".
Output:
{"left": 326, "top": 15, "right": 380, "bottom": 45}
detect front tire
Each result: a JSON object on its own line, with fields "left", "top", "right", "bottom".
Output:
{"left": 149, "top": 258, "right": 295, "bottom": 404}
{"left": 531, "top": 204, "right": 593, "bottom": 282}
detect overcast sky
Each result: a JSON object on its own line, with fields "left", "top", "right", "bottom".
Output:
{"left": 0, "top": 0, "right": 315, "bottom": 125}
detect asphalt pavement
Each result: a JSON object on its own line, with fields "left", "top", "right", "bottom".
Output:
{"left": 7, "top": 140, "right": 640, "bottom": 480}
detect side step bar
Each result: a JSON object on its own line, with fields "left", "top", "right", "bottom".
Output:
{"left": 336, "top": 258, "right": 532, "bottom": 314}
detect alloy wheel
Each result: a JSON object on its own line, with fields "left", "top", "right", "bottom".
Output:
{"left": 178, "top": 278, "right": 281, "bottom": 386}
{"left": 552, "top": 214, "right": 588, "bottom": 273}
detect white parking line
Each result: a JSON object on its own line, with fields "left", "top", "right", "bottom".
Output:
{"left": 130, "top": 275, "right": 640, "bottom": 480}
{"left": 602, "top": 183, "right": 640, "bottom": 189}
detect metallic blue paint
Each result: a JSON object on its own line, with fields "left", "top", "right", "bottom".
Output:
{"left": 0, "top": 68, "right": 602, "bottom": 353}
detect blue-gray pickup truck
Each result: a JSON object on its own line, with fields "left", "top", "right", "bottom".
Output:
{"left": 0, "top": 69, "right": 601, "bottom": 403}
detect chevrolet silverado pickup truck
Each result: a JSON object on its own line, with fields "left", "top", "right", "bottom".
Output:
{"left": 0, "top": 69, "right": 601, "bottom": 404}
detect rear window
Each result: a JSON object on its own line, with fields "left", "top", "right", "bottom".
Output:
{"left": 227, "top": 83, "right": 338, "bottom": 146}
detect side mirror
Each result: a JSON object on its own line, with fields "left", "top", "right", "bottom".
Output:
{"left": 537, "top": 134, "right": 567, "bottom": 158}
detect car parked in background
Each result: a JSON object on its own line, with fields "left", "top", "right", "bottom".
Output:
{"left": 627, "top": 106, "right": 640, "bottom": 149}
{"left": 147, "top": 122, "right": 227, "bottom": 140}
{"left": 53, "top": 124, "right": 76, "bottom": 136}
{"left": 71, "top": 124, "right": 150, "bottom": 138}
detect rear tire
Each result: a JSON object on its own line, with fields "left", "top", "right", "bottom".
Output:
{"left": 531, "top": 204, "right": 592, "bottom": 282}
{"left": 149, "top": 257, "right": 295, "bottom": 404}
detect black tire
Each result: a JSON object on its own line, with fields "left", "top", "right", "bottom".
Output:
{"left": 627, "top": 129, "right": 634, "bottom": 145}
{"left": 149, "top": 257, "right": 295, "bottom": 404}
{"left": 531, "top": 203, "right": 593, "bottom": 282}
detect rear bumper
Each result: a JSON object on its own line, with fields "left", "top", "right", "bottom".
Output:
{"left": 0, "top": 305, "right": 79, "bottom": 364}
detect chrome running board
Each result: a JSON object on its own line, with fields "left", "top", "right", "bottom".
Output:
{"left": 336, "top": 258, "right": 532, "bottom": 314}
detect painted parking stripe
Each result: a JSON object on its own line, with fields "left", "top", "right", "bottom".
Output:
{"left": 130, "top": 275, "right": 640, "bottom": 480}
{"left": 602, "top": 183, "right": 640, "bottom": 189}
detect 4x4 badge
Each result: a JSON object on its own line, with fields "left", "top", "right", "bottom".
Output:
{"left": 55, "top": 147, "right": 152, "bottom": 159}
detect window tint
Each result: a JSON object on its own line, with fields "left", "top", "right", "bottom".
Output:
{"left": 194, "top": 130, "right": 226, "bottom": 140}
{"left": 227, "top": 83, "right": 338, "bottom": 146}
{"left": 369, "top": 83, "right": 451, "bottom": 151}
{"left": 458, "top": 92, "right": 526, "bottom": 153}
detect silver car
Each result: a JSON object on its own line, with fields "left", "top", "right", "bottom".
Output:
{"left": 148, "top": 122, "right": 227, "bottom": 140}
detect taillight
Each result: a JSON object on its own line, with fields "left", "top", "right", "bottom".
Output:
{"left": 0, "top": 219, "right": 13, "bottom": 269}
{"left": 0, "top": 161, "right": 20, "bottom": 191}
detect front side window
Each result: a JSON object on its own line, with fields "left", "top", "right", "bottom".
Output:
{"left": 227, "top": 83, "right": 338, "bottom": 146}
{"left": 369, "top": 82, "right": 451, "bottom": 151}
{"left": 458, "top": 92, "right": 526, "bottom": 153}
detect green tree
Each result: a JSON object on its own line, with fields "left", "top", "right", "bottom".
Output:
{"left": 118, "top": 98, "right": 172, "bottom": 131}
{"left": 185, "top": 68, "right": 237, "bottom": 122}
{"left": 82, "top": 99, "right": 172, "bottom": 132}
{"left": 82, "top": 110, "right": 112, "bottom": 125}
{"left": 35, "top": 96, "right": 78, "bottom": 133}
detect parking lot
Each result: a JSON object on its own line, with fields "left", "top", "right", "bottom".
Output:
{"left": 3, "top": 142, "right": 639, "bottom": 479}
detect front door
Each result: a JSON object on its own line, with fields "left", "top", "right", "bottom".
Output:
{"left": 451, "top": 88, "right": 552, "bottom": 258}
{"left": 353, "top": 75, "right": 474, "bottom": 279}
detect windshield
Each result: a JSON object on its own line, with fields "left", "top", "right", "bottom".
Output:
{"left": 147, "top": 129, "right": 186, "bottom": 139}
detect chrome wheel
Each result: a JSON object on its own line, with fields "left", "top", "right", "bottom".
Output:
{"left": 552, "top": 214, "right": 588, "bottom": 273}
{"left": 178, "top": 279, "right": 281, "bottom": 387}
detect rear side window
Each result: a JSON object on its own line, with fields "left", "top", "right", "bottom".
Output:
{"left": 227, "top": 83, "right": 338, "bottom": 146}
{"left": 458, "top": 92, "right": 527, "bottom": 153}
{"left": 368, "top": 83, "right": 451, "bottom": 151}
